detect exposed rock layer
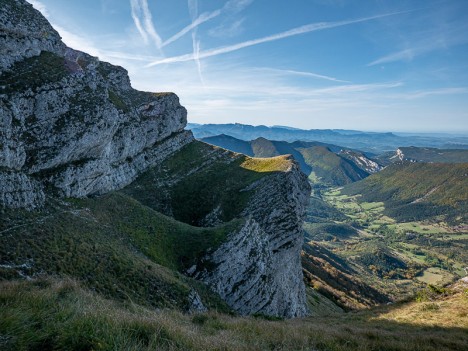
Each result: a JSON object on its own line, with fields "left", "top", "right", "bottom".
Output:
{"left": 0, "top": 0, "right": 192, "bottom": 208}
{"left": 192, "top": 162, "right": 310, "bottom": 317}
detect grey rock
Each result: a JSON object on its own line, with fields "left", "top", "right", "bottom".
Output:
{"left": 0, "top": 0, "right": 65, "bottom": 71}
{"left": 0, "top": 0, "right": 192, "bottom": 207}
{"left": 0, "top": 171, "right": 44, "bottom": 209}
{"left": 1, "top": 0, "right": 311, "bottom": 319}
{"left": 187, "top": 289, "right": 208, "bottom": 313}
{"left": 190, "top": 159, "right": 310, "bottom": 318}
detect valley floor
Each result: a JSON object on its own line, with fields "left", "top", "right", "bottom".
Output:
{"left": 302, "top": 186, "right": 467, "bottom": 307}
{"left": 1, "top": 278, "right": 467, "bottom": 351}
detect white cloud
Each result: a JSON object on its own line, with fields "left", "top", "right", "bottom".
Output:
{"left": 258, "top": 68, "right": 350, "bottom": 83}
{"left": 162, "top": 9, "right": 221, "bottom": 47}
{"left": 223, "top": 0, "right": 255, "bottom": 13}
{"left": 147, "top": 11, "right": 409, "bottom": 67}
{"left": 208, "top": 18, "right": 245, "bottom": 38}
{"left": 129, "top": 0, "right": 162, "bottom": 48}
{"left": 368, "top": 8, "right": 468, "bottom": 66}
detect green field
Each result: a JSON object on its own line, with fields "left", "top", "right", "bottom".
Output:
{"left": 303, "top": 186, "right": 467, "bottom": 301}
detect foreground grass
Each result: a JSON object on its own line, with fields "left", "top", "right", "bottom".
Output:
{"left": 1, "top": 278, "right": 467, "bottom": 351}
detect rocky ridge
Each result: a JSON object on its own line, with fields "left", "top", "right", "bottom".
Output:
{"left": 1, "top": 0, "right": 192, "bottom": 208}
{"left": 0, "top": 0, "right": 310, "bottom": 318}
{"left": 189, "top": 155, "right": 309, "bottom": 317}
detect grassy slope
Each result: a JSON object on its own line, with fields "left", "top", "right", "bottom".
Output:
{"left": 1, "top": 278, "right": 467, "bottom": 351}
{"left": 342, "top": 162, "right": 468, "bottom": 223}
{"left": 0, "top": 193, "right": 234, "bottom": 311}
{"left": 299, "top": 146, "right": 369, "bottom": 186}
{"left": 122, "top": 141, "right": 292, "bottom": 226}
{"left": 0, "top": 141, "right": 295, "bottom": 311}
{"left": 199, "top": 134, "right": 380, "bottom": 187}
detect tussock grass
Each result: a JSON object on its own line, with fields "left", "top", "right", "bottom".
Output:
{"left": 1, "top": 278, "right": 467, "bottom": 351}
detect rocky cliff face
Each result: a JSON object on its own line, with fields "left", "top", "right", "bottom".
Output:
{"left": 123, "top": 143, "right": 311, "bottom": 317}
{"left": 0, "top": 0, "right": 192, "bottom": 208}
{"left": 0, "top": 0, "right": 310, "bottom": 318}
{"left": 190, "top": 160, "right": 310, "bottom": 317}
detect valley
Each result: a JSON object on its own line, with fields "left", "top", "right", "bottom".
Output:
{"left": 1, "top": 1, "right": 467, "bottom": 350}
{"left": 304, "top": 187, "right": 467, "bottom": 302}
{"left": 201, "top": 131, "right": 468, "bottom": 309}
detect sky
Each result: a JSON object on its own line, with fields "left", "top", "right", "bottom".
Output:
{"left": 27, "top": 0, "right": 468, "bottom": 133}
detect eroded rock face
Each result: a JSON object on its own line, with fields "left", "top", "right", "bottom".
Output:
{"left": 0, "top": 0, "right": 192, "bottom": 208}
{"left": 188, "top": 159, "right": 310, "bottom": 317}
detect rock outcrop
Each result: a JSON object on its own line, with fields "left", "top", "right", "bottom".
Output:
{"left": 0, "top": 0, "right": 192, "bottom": 208}
{"left": 191, "top": 161, "right": 310, "bottom": 317}
{"left": 0, "top": 0, "right": 310, "bottom": 318}
{"left": 125, "top": 143, "right": 311, "bottom": 317}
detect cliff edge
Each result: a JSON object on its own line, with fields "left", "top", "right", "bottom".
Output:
{"left": 0, "top": 0, "right": 310, "bottom": 318}
{"left": 1, "top": 0, "right": 192, "bottom": 208}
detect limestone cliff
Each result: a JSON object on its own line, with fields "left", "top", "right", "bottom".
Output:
{"left": 0, "top": 0, "right": 192, "bottom": 208}
{"left": 0, "top": 0, "right": 310, "bottom": 318}
{"left": 191, "top": 160, "right": 310, "bottom": 317}
{"left": 123, "top": 142, "right": 311, "bottom": 317}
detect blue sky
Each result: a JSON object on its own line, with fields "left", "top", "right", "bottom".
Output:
{"left": 28, "top": 0, "right": 468, "bottom": 132}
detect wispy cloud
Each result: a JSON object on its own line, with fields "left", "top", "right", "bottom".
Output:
{"left": 368, "top": 34, "right": 468, "bottom": 66}
{"left": 208, "top": 17, "right": 245, "bottom": 38}
{"left": 162, "top": 9, "right": 221, "bottom": 47}
{"left": 260, "top": 68, "right": 350, "bottom": 83}
{"left": 147, "top": 11, "right": 409, "bottom": 67}
{"left": 130, "top": 0, "right": 162, "bottom": 48}
{"left": 395, "top": 87, "right": 468, "bottom": 100}
{"left": 162, "top": 0, "right": 254, "bottom": 47}
{"left": 223, "top": 0, "right": 255, "bottom": 13}
{"left": 368, "top": 6, "right": 468, "bottom": 66}
{"left": 187, "top": 0, "right": 204, "bottom": 84}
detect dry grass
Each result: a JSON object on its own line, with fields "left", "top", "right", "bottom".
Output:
{"left": 374, "top": 286, "right": 468, "bottom": 328}
{"left": 1, "top": 278, "right": 468, "bottom": 351}
{"left": 241, "top": 155, "right": 293, "bottom": 173}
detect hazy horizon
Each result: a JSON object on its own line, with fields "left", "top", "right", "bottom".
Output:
{"left": 187, "top": 121, "right": 468, "bottom": 136}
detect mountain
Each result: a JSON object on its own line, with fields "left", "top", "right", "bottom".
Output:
{"left": 0, "top": 0, "right": 310, "bottom": 318}
{"left": 379, "top": 146, "right": 468, "bottom": 164}
{"left": 341, "top": 162, "right": 468, "bottom": 223}
{"left": 189, "top": 123, "right": 468, "bottom": 153}
{"left": 201, "top": 134, "right": 382, "bottom": 186}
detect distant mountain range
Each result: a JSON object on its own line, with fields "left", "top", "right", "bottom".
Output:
{"left": 378, "top": 146, "right": 468, "bottom": 164}
{"left": 201, "top": 134, "right": 382, "bottom": 186}
{"left": 188, "top": 123, "right": 468, "bottom": 153}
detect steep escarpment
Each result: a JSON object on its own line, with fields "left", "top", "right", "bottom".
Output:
{"left": 1, "top": 0, "right": 192, "bottom": 208}
{"left": 1, "top": 0, "right": 310, "bottom": 318}
{"left": 123, "top": 141, "right": 311, "bottom": 317}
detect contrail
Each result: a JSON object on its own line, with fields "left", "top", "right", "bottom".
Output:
{"left": 130, "top": 0, "right": 162, "bottom": 48}
{"left": 162, "top": 10, "right": 221, "bottom": 47}
{"left": 147, "top": 11, "right": 410, "bottom": 67}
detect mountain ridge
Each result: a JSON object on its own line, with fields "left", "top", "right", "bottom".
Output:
{"left": 0, "top": 0, "right": 310, "bottom": 318}
{"left": 189, "top": 123, "right": 468, "bottom": 152}
{"left": 201, "top": 134, "right": 382, "bottom": 186}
